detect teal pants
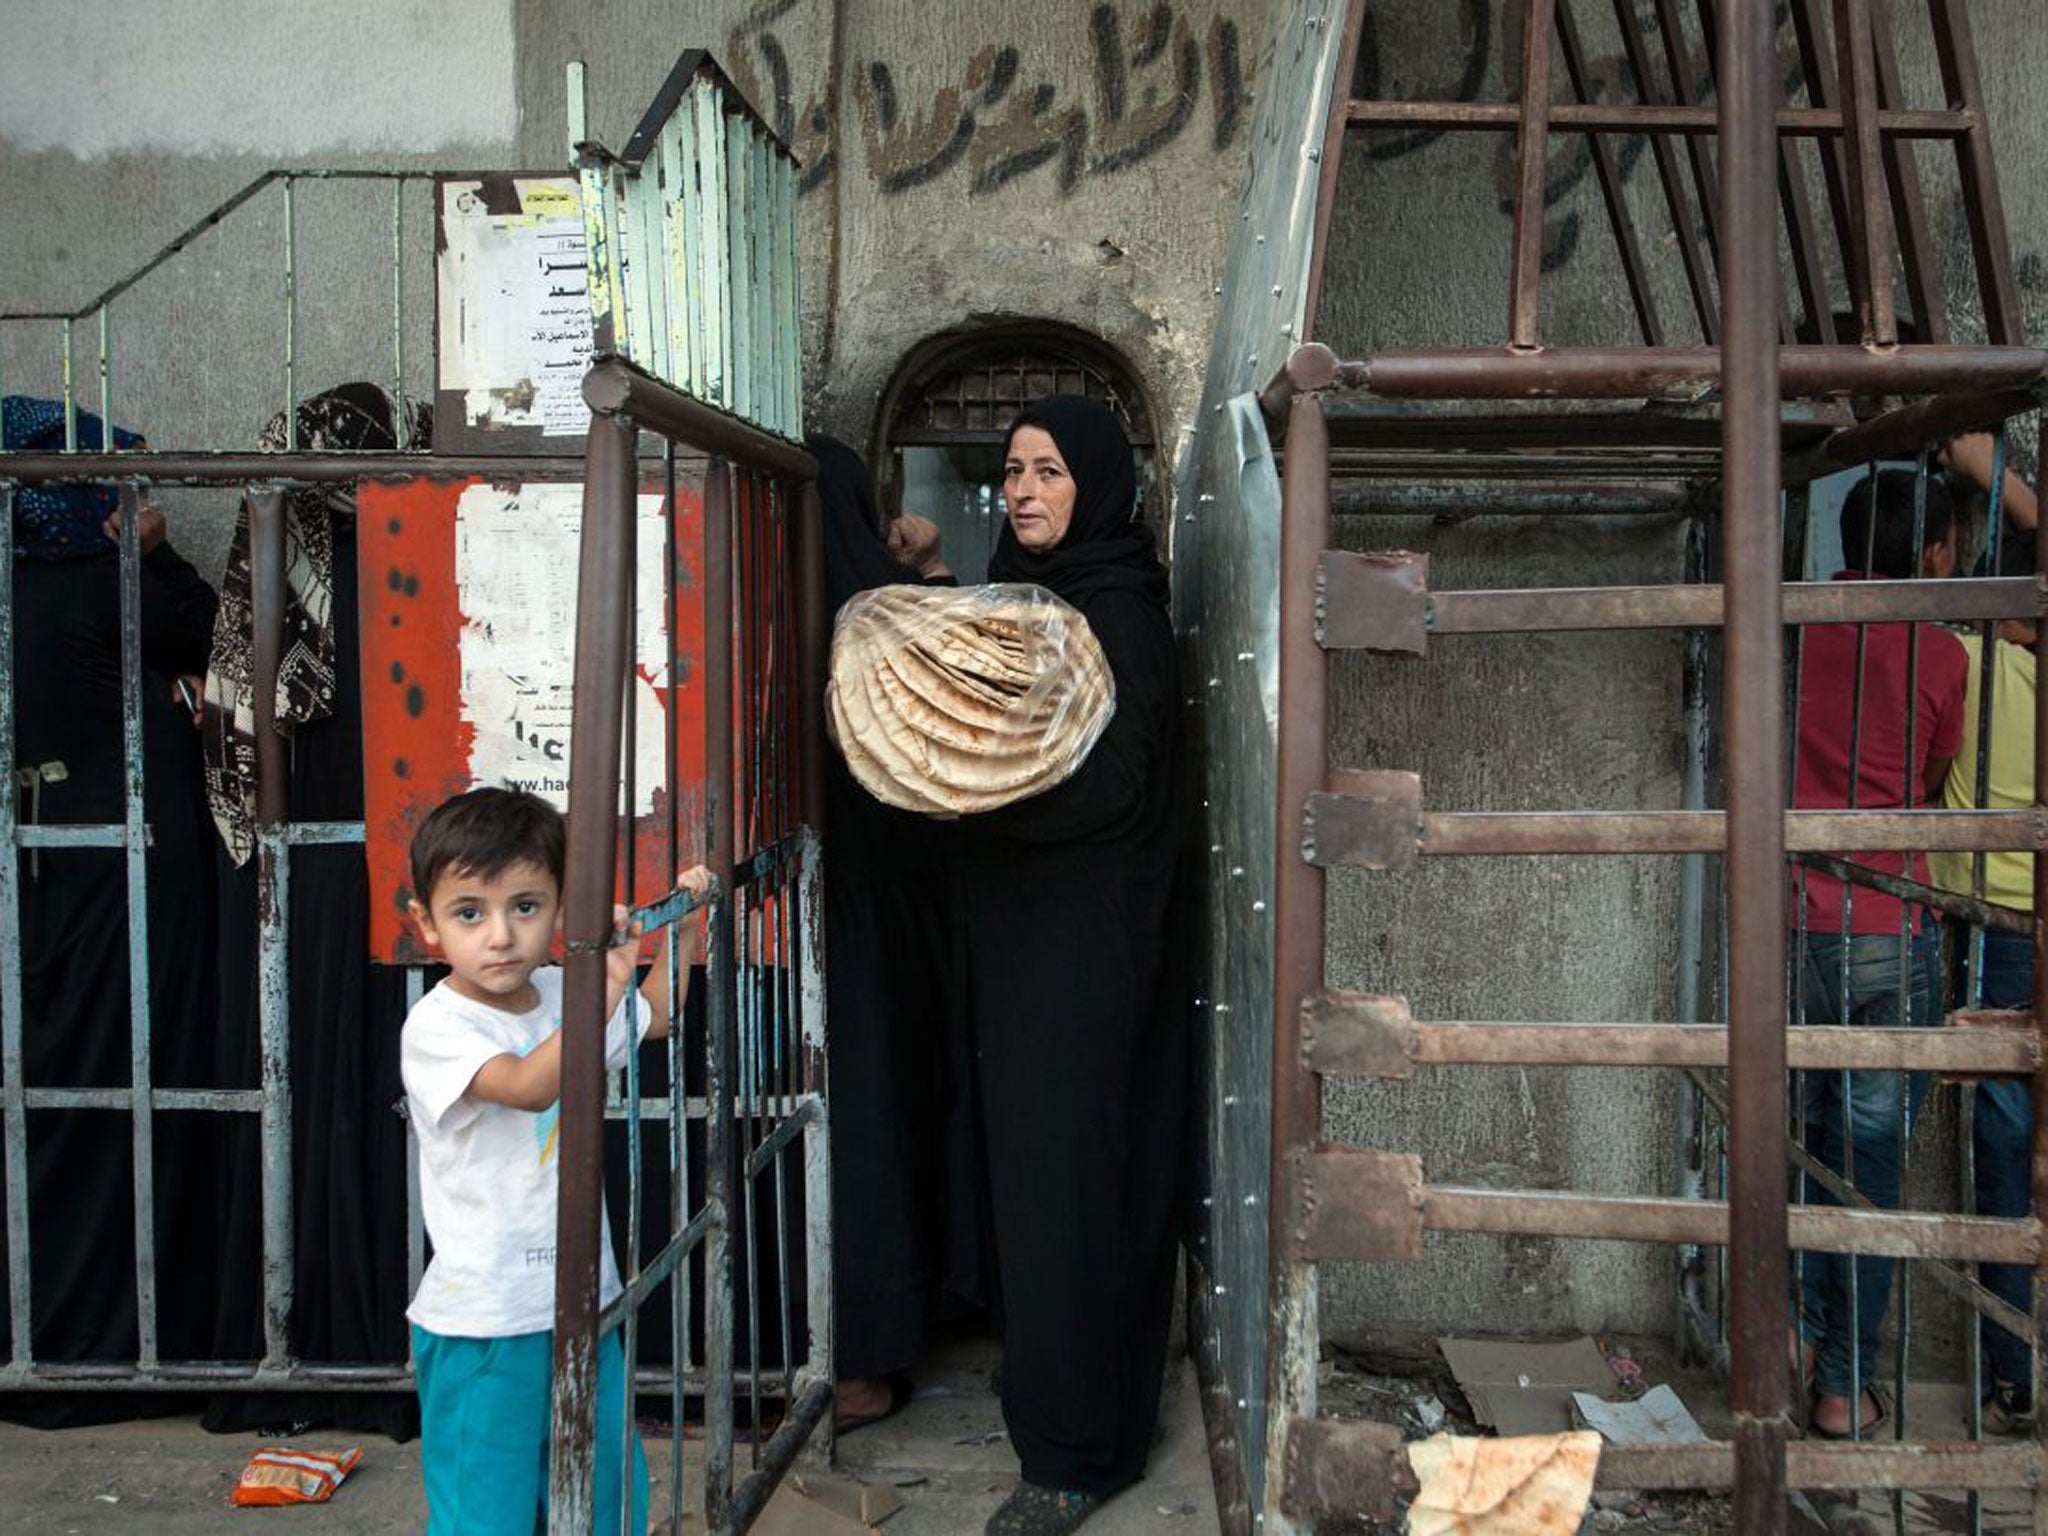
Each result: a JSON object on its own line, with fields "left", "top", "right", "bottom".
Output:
{"left": 412, "top": 1324, "right": 649, "bottom": 1535}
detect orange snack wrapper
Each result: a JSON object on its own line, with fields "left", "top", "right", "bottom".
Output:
{"left": 230, "top": 1445, "right": 363, "bottom": 1506}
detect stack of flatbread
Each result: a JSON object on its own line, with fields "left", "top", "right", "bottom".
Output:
{"left": 828, "top": 583, "right": 1116, "bottom": 816}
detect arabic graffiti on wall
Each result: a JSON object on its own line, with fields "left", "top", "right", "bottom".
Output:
{"left": 721, "top": 2, "right": 1252, "bottom": 200}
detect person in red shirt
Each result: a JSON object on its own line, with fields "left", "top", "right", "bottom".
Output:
{"left": 1790, "top": 468, "right": 1967, "bottom": 1439}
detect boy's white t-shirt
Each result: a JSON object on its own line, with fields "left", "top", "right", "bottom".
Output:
{"left": 402, "top": 966, "right": 650, "bottom": 1338}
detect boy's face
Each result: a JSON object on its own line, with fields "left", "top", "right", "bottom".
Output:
{"left": 410, "top": 860, "right": 561, "bottom": 1009}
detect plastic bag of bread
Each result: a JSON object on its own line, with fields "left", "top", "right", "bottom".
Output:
{"left": 827, "top": 583, "right": 1115, "bottom": 817}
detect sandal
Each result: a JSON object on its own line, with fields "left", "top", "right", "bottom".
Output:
{"left": 985, "top": 1483, "right": 1102, "bottom": 1536}
{"left": 1807, "top": 1385, "right": 1890, "bottom": 1440}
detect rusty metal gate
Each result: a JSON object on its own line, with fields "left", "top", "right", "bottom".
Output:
{"left": 1182, "top": 0, "right": 2048, "bottom": 1530}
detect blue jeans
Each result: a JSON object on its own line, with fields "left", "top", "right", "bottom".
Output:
{"left": 1970, "top": 926, "right": 2035, "bottom": 1399}
{"left": 1792, "top": 924, "right": 1941, "bottom": 1401}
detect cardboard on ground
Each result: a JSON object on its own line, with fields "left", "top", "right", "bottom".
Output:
{"left": 1439, "top": 1335, "right": 1617, "bottom": 1437}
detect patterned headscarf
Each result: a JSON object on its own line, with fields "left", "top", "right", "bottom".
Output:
{"left": 203, "top": 383, "right": 428, "bottom": 865}
{"left": 3, "top": 395, "right": 146, "bottom": 561}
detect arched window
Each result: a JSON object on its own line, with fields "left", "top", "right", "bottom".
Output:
{"left": 874, "top": 324, "right": 1159, "bottom": 583}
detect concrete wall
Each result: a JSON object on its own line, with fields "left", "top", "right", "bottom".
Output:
{"left": 0, "top": 0, "right": 519, "bottom": 573}
{"left": 510, "top": 0, "right": 1266, "bottom": 482}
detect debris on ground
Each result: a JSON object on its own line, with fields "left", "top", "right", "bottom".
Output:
{"left": 228, "top": 1445, "right": 363, "bottom": 1506}
{"left": 1439, "top": 1335, "right": 1617, "bottom": 1436}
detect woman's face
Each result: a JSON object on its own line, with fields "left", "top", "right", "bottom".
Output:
{"left": 1003, "top": 426, "right": 1076, "bottom": 552}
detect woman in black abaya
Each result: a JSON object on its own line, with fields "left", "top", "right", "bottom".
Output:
{"left": 809, "top": 435, "right": 979, "bottom": 1429}
{"left": 2, "top": 397, "right": 219, "bottom": 1420}
{"left": 201, "top": 384, "right": 420, "bottom": 1436}
{"left": 935, "top": 398, "right": 1186, "bottom": 1535}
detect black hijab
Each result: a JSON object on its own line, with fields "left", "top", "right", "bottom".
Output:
{"left": 986, "top": 396, "right": 1168, "bottom": 611}
{"left": 809, "top": 433, "right": 918, "bottom": 614}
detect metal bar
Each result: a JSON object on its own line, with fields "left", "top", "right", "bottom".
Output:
{"left": 404, "top": 966, "right": 426, "bottom": 1301}
{"left": 1265, "top": 388, "right": 1332, "bottom": 1535}
{"left": 1719, "top": 0, "right": 1790, "bottom": 1519}
{"left": 0, "top": 1362, "right": 417, "bottom": 1389}
{"left": 1927, "top": 0, "right": 2023, "bottom": 344}
{"left": 724, "top": 1379, "right": 833, "bottom": 1531}
{"left": 1601, "top": 1438, "right": 2044, "bottom": 1490}
{"left": 114, "top": 486, "right": 156, "bottom": 1366}
{"left": 1773, "top": 92, "right": 1836, "bottom": 346}
{"left": 547, "top": 411, "right": 638, "bottom": 1536}
{"left": 1557, "top": 0, "right": 1661, "bottom": 346}
{"left": 1305, "top": 1017, "right": 2040, "bottom": 1076}
{"left": 1343, "top": 344, "right": 2048, "bottom": 400}
{"left": 796, "top": 831, "right": 833, "bottom": 1467}
{"left": 0, "top": 168, "right": 449, "bottom": 326}
{"left": 1686, "top": 1062, "right": 2037, "bottom": 1343}
{"left": 1343, "top": 99, "right": 1972, "bottom": 137}
{"left": 1611, "top": 0, "right": 1718, "bottom": 341}
{"left": 661, "top": 439, "right": 686, "bottom": 1536}
{"left": 23, "top": 1088, "right": 265, "bottom": 1111}
{"left": 702, "top": 458, "right": 738, "bottom": 1530}
{"left": 1866, "top": 0, "right": 1946, "bottom": 345}
{"left": 0, "top": 453, "right": 614, "bottom": 485}
{"left": 14, "top": 825, "right": 125, "bottom": 848}
{"left": 0, "top": 487, "right": 26, "bottom": 1366}
{"left": 1652, "top": 0, "right": 1723, "bottom": 292}
{"left": 2031, "top": 415, "right": 2048, "bottom": 1528}
{"left": 582, "top": 359, "right": 812, "bottom": 480}
{"left": 742, "top": 1098, "right": 817, "bottom": 1179}
{"left": 61, "top": 319, "right": 75, "bottom": 451}
{"left": 598, "top": 1207, "right": 716, "bottom": 1332}
{"left": 1790, "top": 849, "right": 2031, "bottom": 935}
{"left": 247, "top": 487, "right": 293, "bottom": 1371}
{"left": 1394, "top": 575, "right": 2035, "bottom": 639}
{"left": 391, "top": 182, "right": 407, "bottom": 447}
{"left": 1408, "top": 807, "right": 2042, "bottom": 856}
{"left": 1508, "top": 0, "right": 1559, "bottom": 349}
{"left": 1814, "top": 383, "right": 2045, "bottom": 469}
{"left": 1830, "top": 0, "right": 1894, "bottom": 345}
{"left": 1302, "top": 0, "right": 1369, "bottom": 344}
{"left": 282, "top": 179, "right": 297, "bottom": 449}
{"left": 1417, "top": 1186, "right": 2035, "bottom": 1264}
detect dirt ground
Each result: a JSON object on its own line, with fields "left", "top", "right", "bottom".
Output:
{"left": 0, "top": 1338, "right": 1215, "bottom": 1534}
{"left": 2, "top": 1335, "right": 2027, "bottom": 1533}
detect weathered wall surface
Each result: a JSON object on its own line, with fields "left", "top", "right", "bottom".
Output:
{"left": 0, "top": 0, "right": 518, "bottom": 573}
{"left": 512, "top": 0, "right": 1265, "bottom": 478}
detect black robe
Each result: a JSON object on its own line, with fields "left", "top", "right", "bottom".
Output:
{"left": 203, "top": 521, "right": 415, "bottom": 1437}
{"left": 810, "top": 436, "right": 974, "bottom": 1380}
{"left": 961, "top": 397, "right": 1187, "bottom": 1497}
{"left": 2, "top": 542, "right": 219, "bottom": 1422}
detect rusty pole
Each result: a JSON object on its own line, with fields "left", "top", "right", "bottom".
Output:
{"left": 1265, "top": 389, "right": 1333, "bottom": 1530}
{"left": 1719, "top": 0, "right": 1790, "bottom": 1527}
{"left": 547, "top": 410, "right": 637, "bottom": 1534}
{"left": 2030, "top": 418, "right": 2047, "bottom": 1529}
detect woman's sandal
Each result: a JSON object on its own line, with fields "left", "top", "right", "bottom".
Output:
{"left": 984, "top": 1483, "right": 1103, "bottom": 1536}
{"left": 1807, "top": 1384, "right": 1890, "bottom": 1440}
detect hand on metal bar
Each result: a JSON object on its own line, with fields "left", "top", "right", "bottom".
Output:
{"left": 607, "top": 865, "right": 718, "bottom": 1043}
{"left": 620, "top": 867, "right": 721, "bottom": 938}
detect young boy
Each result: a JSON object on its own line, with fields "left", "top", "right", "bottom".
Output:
{"left": 401, "top": 785, "right": 711, "bottom": 1533}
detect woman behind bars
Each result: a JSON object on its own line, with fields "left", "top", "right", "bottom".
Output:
{"left": 895, "top": 397, "right": 1187, "bottom": 1535}
{"left": 1, "top": 397, "right": 219, "bottom": 1407}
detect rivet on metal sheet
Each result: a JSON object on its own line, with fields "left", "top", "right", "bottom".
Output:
{"left": 1302, "top": 769, "right": 1425, "bottom": 871}
{"left": 1280, "top": 1417, "right": 1415, "bottom": 1523}
{"left": 1293, "top": 1147, "right": 1426, "bottom": 1263}
{"left": 1301, "top": 991, "right": 1420, "bottom": 1079}
{"left": 1316, "top": 550, "right": 1430, "bottom": 654}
